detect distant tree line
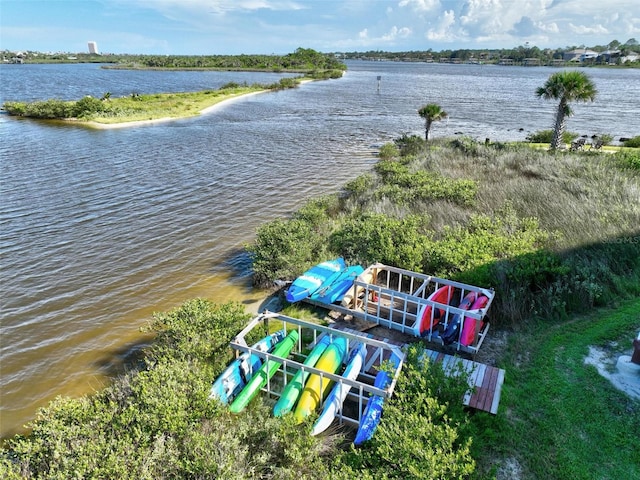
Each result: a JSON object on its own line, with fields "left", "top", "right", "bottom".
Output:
{"left": 2, "top": 47, "right": 347, "bottom": 73}
{"left": 336, "top": 38, "right": 640, "bottom": 66}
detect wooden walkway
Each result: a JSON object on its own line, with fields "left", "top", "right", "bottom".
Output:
{"left": 331, "top": 324, "right": 504, "bottom": 415}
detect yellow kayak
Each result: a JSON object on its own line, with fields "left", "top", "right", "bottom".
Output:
{"left": 293, "top": 336, "right": 347, "bottom": 423}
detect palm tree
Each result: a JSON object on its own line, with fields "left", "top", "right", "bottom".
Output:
{"left": 536, "top": 71, "right": 597, "bottom": 150}
{"left": 418, "top": 103, "right": 448, "bottom": 141}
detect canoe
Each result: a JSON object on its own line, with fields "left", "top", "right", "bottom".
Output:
{"left": 460, "top": 295, "right": 489, "bottom": 346}
{"left": 293, "top": 336, "right": 348, "bottom": 423}
{"left": 353, "top": 352, "right": 401, "bottom": 445}
{"left": 441, "top": 292, "right": 477, "bottom": 345}
{"left": 209, "top": 329, "right": 286, "bottom": 404}
{"left": 286, "top": 258, "right": 346, "bottom": 303}
{"left": 229, "top": 330, "right": 299, "bottom": 413}
{"left": 310, "top": 265, "right": 364, "bottom": 305}
{"left": 273, "top": 334, "right": 331, "bottom": 417}
{"left": 311, "top": 341, "right": 367, "bottom": 436}
{"left": 417, "top": 285, "right": 455, "bottom": 335}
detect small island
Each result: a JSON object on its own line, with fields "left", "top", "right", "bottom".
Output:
{"left": 1, "top": 48, "right": 345, "bottom": 127}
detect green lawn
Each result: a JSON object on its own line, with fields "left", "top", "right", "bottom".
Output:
{"left": 475, "top": 297, "right": 640, "bottom": 479}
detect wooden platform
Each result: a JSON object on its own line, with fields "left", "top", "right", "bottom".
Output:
{"left": 331, "top": 324, "right": 504, "bottom": 415}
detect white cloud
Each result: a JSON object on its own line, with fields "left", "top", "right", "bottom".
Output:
{"left": 569, "top": 23, "right": 609, "bottom": 35}
{"left": 427, "top": 9, "right": 456, "bottom": 41}
{"left": 398, "top": 0, "right": 440, "bottom": 12}
{"left": 382, "top": 26, "right": 413, "bottom": 41}
{"left": 131, "top": 0, "right": 306, "bottom": 16}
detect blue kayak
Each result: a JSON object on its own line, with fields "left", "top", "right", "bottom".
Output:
{"left": 286, "top": 258, "right": 346, "bottom": 303}
{"left": 310, "top": 265, "right": 364, "bottom": 305}
{"left": 209, "top": 329, "right": 286, "bottom": 404}
{"left": 354, "top": 352, "right": 401, "bottom": 445}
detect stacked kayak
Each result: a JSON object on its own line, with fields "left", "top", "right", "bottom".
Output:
{"left": 311, "top": 341, "right": 367, "bottom": 436}
{"left": 229, "top": 330, "right": 299, "bottom": 413}
{"left": 273, "top": 334, "right": 332, "bottom": 417}
{"left": 310, "top": 265, "right": 364, "bottom": 305}
{"left": 293, "top": 336, "right": 348, "bottom": 423}
{"left": 354, "top": 352, "right": 401, "bottom": 446}
{"left": 286, "top": 258, "right": 346, "bottom": 303}
{"left": 417, "top": 285, "right": 455, "bottom": 336}
{"left": 209, "top": 329, "right": 286, "bottom": 404}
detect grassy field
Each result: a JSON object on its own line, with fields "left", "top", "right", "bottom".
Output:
{"left": 474, "top": 297, "right": 640, "bottom": 479}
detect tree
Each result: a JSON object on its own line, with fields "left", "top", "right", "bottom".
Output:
{"left": 535, "top": 71, "right": 597, "bottom": 150}
{"left": 418, "top": 103, "right": 448, "bottom": 141}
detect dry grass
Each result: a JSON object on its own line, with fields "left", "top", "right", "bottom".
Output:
{"left": 422, "top": 141, "right": 640, "bottom": 248}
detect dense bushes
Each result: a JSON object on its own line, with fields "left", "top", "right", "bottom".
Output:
{"left": 622, "top": 135, "right": 640, "bottom": 148}
{"left": 334, "top": 345, "right": 475, "bottom": 480}
{"left": 249, "top": 138, "right": 640, "bottom": 327}
{"left": 0, "top": 300, "right": 473, "bottom": 479}
{"left": 526, "top": 129, "right": 579, "bottom": 144}
{"left": 3, "top": 96, "right": 110, "bottom": 119}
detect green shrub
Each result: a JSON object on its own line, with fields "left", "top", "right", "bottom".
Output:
{"left": 593, "top": 133, "right": 613, "bottom": 146}
{"left": 249, "top": 217, "right": 328, "bottom": 287}
{"left": 334, "top": 345, "right": 475, "bottom": 480}
{"left": 612, "top": 149, "right": 640, "bottom": 171}
{"left": 526, "top": 129, "right": 579, "bottom": 144}
{"left": 394, "top": 133, "right": 425, "bottom": 156}
{"left": 2, "top": 101, "right": 26, "bottom": 116}
{"left": 343, "top": 174, "right": 374, "bottom": 198}
{"left": 329, "top": 213, "right": 428, "bottom": 270}
{"left": 424, "top": 205, "right": 556, "bottom": 282}
{"left": 72, "top": 95, "right": 108, "bottom": 118}
{"left": 373, "top": 160, "right": 477, "bottom": 206}
{"left": 143, "top": 299, "right": 250, "bottom": 366}
{"left": 622, "top": 135, "right": 640, "bottom": 148}
{"left": 4, "top": 99, "right": 74, "bottom": 118}
{"left": 378, "top": 142, "right": 399, "bottom": 160}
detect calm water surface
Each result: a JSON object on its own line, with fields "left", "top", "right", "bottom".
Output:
{"left": 1, "top": 61, "right": 639, "bottom": 437}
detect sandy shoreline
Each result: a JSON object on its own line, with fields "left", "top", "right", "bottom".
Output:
{"left": 83, "top": 90, "right": 269, "bottom": 130}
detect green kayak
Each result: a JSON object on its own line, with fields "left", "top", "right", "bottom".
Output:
{"left": 229, "top": 329, "right": 299, "bottom": 413}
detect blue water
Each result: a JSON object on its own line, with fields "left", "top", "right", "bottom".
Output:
{"left": 1, "top": 60, "right": 638, "bottom": 437}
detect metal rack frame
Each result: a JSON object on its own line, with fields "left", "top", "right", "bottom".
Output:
{"left": 228, "top": 311, "right": 406, "bottom": 429}
{"left": 304, "top": 263, "right": 495, "bottom": 355}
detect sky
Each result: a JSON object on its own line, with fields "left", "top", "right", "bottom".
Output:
{"left": 1, "top": 0, "right": 639, "bottom": 55}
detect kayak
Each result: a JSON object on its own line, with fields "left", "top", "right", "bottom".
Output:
{"left": 229, "top": 330, "right": 299, "bottom": 413}
{"left": 441, "top": 292, "right": 477, "bottom": 345}
{"left": 310, "top": 265, "right": 364, "bottom": 305}
{"left": 354, "top": 352, "right": 401, "bottom": 445}
{"left": 417, "top": 285, "right": 455, "bottom": 335}
{"left": 273, "top": 334, "right": 331, "bottom": 417}
{"left": 209, "top": 329, "right": 286, "bottom": 404}
{"left": 311, "top": 341, "right": 367, "bottom": 436}
{"left": 460, "top": 295, "right": 489, "bottom": 346}
{"left": 286, "top": 258, "right": 346, "bottom": 303}
{"left": 293, "top": 336, "right": 348, "bottom": 423}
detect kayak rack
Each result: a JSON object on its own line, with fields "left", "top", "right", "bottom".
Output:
{"left": 229, "top": 311, "right": 406, "bottom": 430}
{"left": 303, "top": 263, "right": 495, "bottom": 356}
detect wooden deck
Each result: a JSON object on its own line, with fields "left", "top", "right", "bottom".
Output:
{"left": 331, "top": 324, "right": 505, "bottom": 415}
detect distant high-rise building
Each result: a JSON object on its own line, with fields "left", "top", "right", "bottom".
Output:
{"left": 88, "top": 41, "right": 99, "bottom": 54}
